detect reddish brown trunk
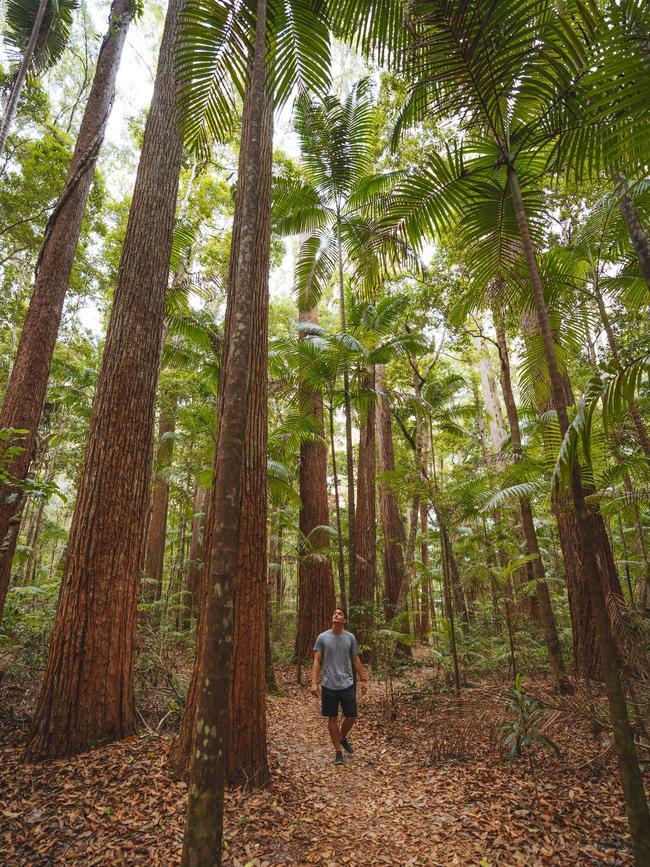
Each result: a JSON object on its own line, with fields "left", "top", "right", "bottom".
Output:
{"left": 510, "top": 165, "right": 650, "bottom": 860}
{"left": 419, "top": 504, "right": 430, "bottom": 637}
{"left": 172, "top": 43, "right": 272, "bottom": 793}
{"left": 23, "top": 0, "right": 183, "bottom": 761}
{"left": 521, "top": 307, "right": 623, "bottom": 679}
{"left": 186, "top": 486, "right": 207, "bottom": 619}
{"left": 495, "top": 314, "right": 567, "bottom": 688}
{"left": 0, "top": 0, "right": 134, "bottom": 626}
{"left": 375, "top": 364, "right": 406, "bottom": 621}
{"left": 143, "top": 409, "right": 175, "bottom": 601}
{"left": 351, "top": 367, "right": 376, "bottom": 646}
{"left": 295, "top": 307, "right": 336, "bottom": 662}
{"left": 592, "top": 280, "right": 650, "bottom": 458}
{"left": 181, "top": 5, "right": 271, "bottom": 852}
{"left": 615, "top": 172, "right": 650, "bottom": 295}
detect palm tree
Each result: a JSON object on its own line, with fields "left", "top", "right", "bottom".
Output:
{"left": 0, "top": 0, "right": 78, "bottom": 157}
{"left": 175, "top": 1, "right": 333, "bottom": 857}
{"left": 273, "top": 78, "right": 411, "bottom": 596}
{"left": 380, "top": 1, "right": 650, "bottom": 854}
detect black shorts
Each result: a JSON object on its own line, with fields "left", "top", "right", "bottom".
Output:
{"left": 321, "top": 685, "right": 357, "bottom": 718}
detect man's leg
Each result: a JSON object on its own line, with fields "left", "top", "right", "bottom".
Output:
{"left": 328, "top": 716, "right": 342, "bottom": 751}
{"left": 340, "top": 715, "right": 357, "bottom": 741}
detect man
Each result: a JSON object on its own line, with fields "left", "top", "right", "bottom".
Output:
{"left": 310, "top": 607, "right": 368, "bottom": 764}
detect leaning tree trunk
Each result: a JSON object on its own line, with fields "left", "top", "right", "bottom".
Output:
{"left": 172, "top": 19, "right": 272, "bottom": 796}
{"left": 592, "top": 279, "right": 650, "bottom": 458}
{"left": 0, "top": 0, "right": 135, "bottom": 627}
{"left": 23, "top": 0, "right": 183, "bottom": 761}
{"left": 0, "top": 0, "right": 50, "bottom": 157}
{"left": 520, "top": 304, "right": 624, "bottom": 678}
{"left": 351, "top": 366, "right": 376, "bottom": 648}
{"left": 509, "top": 165, "right": 650, "bottom": 861}
{"left": 142, "top": 406, "right": 176, "bottom": 602}
{"left": 376, "top": 364, "right": 406, "bottom": 622}
{"left": 181, "top": 3, "right": 271, "bottom": 858}
{"left": 614, "top": 172, "right": 650, "bottom": 296}
{"left": 294, "top": 305, "right": 336, "bottom": 662}
{"left": 495, "top": 313, "right": 568, "bottom": 690}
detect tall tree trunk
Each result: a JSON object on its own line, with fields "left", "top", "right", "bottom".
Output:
{"left": 143, "top": 407, "right": 176, "bottom": 602}
{"left": 376, "top": 364, "right": 406, "bottom": 622}
{"left": 495, "top": 314, "right": 568, "bottom": 690}
{"left": 186, "top": 486, "right": 207, "bottom": 620}
{"left": 181, "top": 3, "right": 271, "bottom": 858}
{"left": 473, "top": 332, "right": 507, "bottom": 465}
{"left": 0, "top": 0, "right": 50, "bottom": 157}
{"left": 294, "top": 305, "right": 336, "bottom": 662}
{"left": 23, "top": 0, "right": 183, "bottom": 761}
{"left": 419, "top": 504, "right": 430, "bottom": 637}
{"left": 509, "top": 165, "right": 650, "bottom": 861}
{"left": 0, "top": 0, "right": 135, "bottom": 626}
{"left": 336, "top": 216, "right": 356, "bottom": 597}
{"left": 614, "top": 172, "right": 650, "bottom": 295}
{"left": 351, "top": 366, "right": 376, "bottom": 647}
{"left": 328, "top": 401, "right": 347, "bottom": 609}
{"left": 440, "top": 521, "right": 461, "bottom": 693}
{"left": 592, "top": 280, "right": 650, "bottom": 458}
{"left": 173, "top": 13, "right": 272, "bottom": 797}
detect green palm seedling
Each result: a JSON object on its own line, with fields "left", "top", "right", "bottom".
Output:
{"left": 0, "top": 0, "right": 79, "bottom": 156}
{"left": 502, "top": 674, "right": 561, "bottom": 774}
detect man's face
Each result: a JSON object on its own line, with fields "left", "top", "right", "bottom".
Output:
{"left": 332, "top": 609, "right": 346, "bottom": 626}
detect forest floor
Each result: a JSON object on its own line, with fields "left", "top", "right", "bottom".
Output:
{"left": 0, "top": 650, "right": 642, "bottom": 865}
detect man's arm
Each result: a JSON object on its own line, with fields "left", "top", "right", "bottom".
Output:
{"left": 310, "top": 650, "right": 321, "bottom": 696}
{"left": 353, "top": 654, "right": 368, "bottom": 693}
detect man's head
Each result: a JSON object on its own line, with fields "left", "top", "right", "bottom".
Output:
{"left": 332, "top": 607, "right": 347, "bottom": 626}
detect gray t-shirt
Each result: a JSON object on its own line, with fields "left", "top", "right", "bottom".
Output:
{"left": 313, "top": 629, "right": 359, "bottom": 690}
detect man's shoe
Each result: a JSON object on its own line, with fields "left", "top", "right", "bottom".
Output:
{"left": 340, "top": 738, "right": 353, "bottom": 754}
{"left": 335, "top": 751, "right": 344, "bottom": 764}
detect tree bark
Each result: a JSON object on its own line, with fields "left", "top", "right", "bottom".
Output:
{"left": 473, "top": 332, "right": 507, "bottom": 465}
{"left": 0, "top": 0, "right": 135, "bottom": 626}
{"left": 592, "top": 280, "right": 650, "bottom": 458}
{"left": 186, "top": 486, "right": 207, "bottom": 620}
{"left": 0, "top": 0, "right": 50, "bottom": 157}
{"left": 376, "top": 364, "right": 407, "bottom": 622}
{"left": 173, "top": 11, "right": 272, "bottom": 799}
{"left": 328, "top": 401, "right": 347, "bottom": 609}
{"left": 143, "top": 407, "right": 176, "bottom": 602}
{"left": 614, "top": 172, "right": 650, "bottom": 296}
{"left": 23, "top": 0, "right": 182, "bottom": 761}
{"left": 181, "top": 5, "right": 271, "bottom": 859}
{"left": 294, "top": 305, "right": 336, "bottom": 662}
{"left": 495, "top": 314, "right": 568, "bottom": 689}
{"left": 351, "top": 366, "right": 376, "bottom": 647}
{"left": 509, "top": 164, "right": 650, "bottom": 861}
{"left": 419, "top": 504, "right": 430, "bottom": 637}
{"left": 336, "top": 216, "right": 356, "bottom": 597}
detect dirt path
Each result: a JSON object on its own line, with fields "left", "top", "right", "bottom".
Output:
{"left": 0, "top": 664, "right": 635, "bottom": 865}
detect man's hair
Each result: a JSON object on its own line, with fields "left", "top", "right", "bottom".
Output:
{"left": 335, "top": 606, "right": 347, "bottom": 619}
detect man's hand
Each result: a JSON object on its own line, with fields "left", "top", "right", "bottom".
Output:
{"left": 359, "top": 678, "right": 368, "bottom": 696}
{"left": 310, "top": 683, "right": 319, "bottom": 697}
